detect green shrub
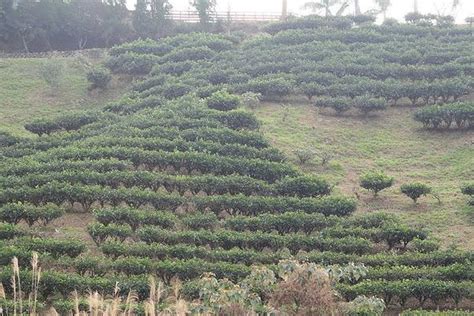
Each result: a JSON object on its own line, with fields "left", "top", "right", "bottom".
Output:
{"left": 411, "top": 238, "right": 440, "bottom": 253}
{"left": 206, "top": 90, "right": 240, "bottom": 111}
{"left": 353, "top": 96, "right": 387, "bottom": 115}
{"left": 360, "top": 172, "right": 394, "bottom": 196}
{"left": 461, "top": 183, "right": 474, "bottom": 196}
{"left": 39, "top": 60, "right": 63, "bottom": 89}
{"left": 247, "top": 75, "right": 295, "bottom": 99}
{"left": 240, "top": 92, "right": 261, "bottom": 110}
{"left": 293, "top": 148, "right": 316, "bottom": 165}
{"left": 400, "top": 183, "right": 432, "bottom": 203}
{"left": 275, "top": 176, "right": 331, "bottom": 197}
{"left": 87, "top": 67, "right": 112, "bottom": 90}
{"left": 346, "top": 295, "right": 386, "bottom": 316}
{"left": 315, "top": 97, "right": 352, "bottom": 114}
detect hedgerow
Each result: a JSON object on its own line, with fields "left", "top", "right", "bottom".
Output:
{"left": 414, "top": 102, "right": 474, "bottom": 129}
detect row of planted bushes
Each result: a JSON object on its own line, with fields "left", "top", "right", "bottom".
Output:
{"left": 2, "top": 123, "right": 272, "bottom": 158}
{"left": 0, "top": 202, "right": 64, "bottom": 226}
{"left": 414, "top": 102, "right": 474, "bottom": 129}
{"left": 93, "top": 209, "right": 391, "bottom": 233}
{"left": 133, "top": 226, "right": 373, "bottom": 255}
{"left": 0, "top": 182, "right": 357, "bottom": 215}
{"left": 337, "top": 280, "right": 473, "bottom": 306}
{"left": 89, "top": 220, "right": 423, "bottom": 252}
{"left": 46, "top": 135, "right": 285, "bottom": 162}
{"left": 91, "top": 209, "right": 423, "bottom": 249}
{"left": 24, "top": 111, "right": 111, "bottom": 136}
{"left": 9, "top": 146, "right": 297, "bottom": 183}
{"left": 0, "top": 158, "right": 133, "bottom": 177}
{"left": 1, "top": 172, "right": 331, "bottom": 198}
{"left": 0, "top": 237, "right": 85, "bottom": 262}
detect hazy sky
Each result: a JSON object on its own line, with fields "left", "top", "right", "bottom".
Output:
{"left": 153, "top": 0, "right": 474, "bottom": 23}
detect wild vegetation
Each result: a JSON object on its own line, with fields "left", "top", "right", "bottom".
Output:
{"left": 0, "top": 14, "right": 473, "bottom": 315}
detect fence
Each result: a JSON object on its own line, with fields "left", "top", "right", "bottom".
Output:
{"left": 166, "top": 11, "right": 283, "bottom": 23}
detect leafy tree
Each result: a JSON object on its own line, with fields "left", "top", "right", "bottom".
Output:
{"left": 360, "top": 171, "right": 394, "bottom": 196}
{"left": 375, "top": 0, "right": 391, "bottom": 20}
{"left": 39, "top": 60, "right": 63, "bottom": 91}
{"left": 191, "top": 0, "right": 216, "bottom": 26}
{"left": 133, "top": 0, "right": 172, "bottom": 39}
{"left": 302, "top": 0, "right": 349, "bottom": 17}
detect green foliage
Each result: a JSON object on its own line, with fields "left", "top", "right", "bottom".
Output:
{"left": 315, "top": 96, "right": 352, "bottom": 114}
{"left": 247, "top": 75, "right": 295, "bottom": 99}
{"left": 87, "top": 223, "right": 133, "bottom": 246}
{"left": 345, "top": 295, "right": 386, "bottom": 316}
{"left": 293, "top": 148, "right": 316, "bottom": 165}
{"left": 353, "top": 96, "right": 387, "bottom": 115}
{"left": 274, "top": 176, "right": 331, "bottom": 197}
{"left": 414, "top": 102, "right": 474, "bottom": 129}
{"left": 240, "top": 92, "right": 261, "bottom": 110}
{"left": 400, "top": 183, "right": 432, "bottom": 203}
{"left": 87, "top": 67, "right": 112, "bottom": 90}
{"left": 360, "top": 172, "right": 394, "bottom": 196}
{"left": 24, "top": 111, "right": 101, "bottom": 136}
{"left": 0, "top": 202, "right": 64, "bottom": 226}
{"left": 39, "top": 60, "right": 63, "bottom": 89}
{"left": 206, "top": 90, "right": 240, "bottom": 111}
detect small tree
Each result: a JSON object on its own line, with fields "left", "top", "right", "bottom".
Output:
{"left": 240, "top": 92, "right": 261, "bottom": 110}
{"left": 400, "top": 183, "right": 432, "bottom": 203}
{"left": 293, "top": 148, "right": 316, "bottom": 165}
{"left": 360, "top": 171, "right": 394, "bottom": 196}
{"left": 191, "top": 0, "right": 216, "bottom": 26}
{"left": 39, "top": 60, "right": 63, "bottom": 91}
{"left": 87, "top": 67, "right": 112, "bottom": 90}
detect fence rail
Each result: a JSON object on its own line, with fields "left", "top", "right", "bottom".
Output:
{"left": 166, "top": 11, "right": 283, "bottom": 22}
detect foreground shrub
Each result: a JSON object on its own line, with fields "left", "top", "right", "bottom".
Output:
{"left": 206, "top": 90, "right": 240, "bottom": 111}
{"left": 87, "top": 67, "right": 112, "bottom": 90}
{"left": 270, "top": 261, "right": 336, "bottom": 315}
{"left": 400, "top": 183, "right": 432, "bottom": 203}
{"left": 345, "top": 295, "right": 386, "bottom": 316}
{"left": 360, "top": 172, "right": 394, "bottom": 196}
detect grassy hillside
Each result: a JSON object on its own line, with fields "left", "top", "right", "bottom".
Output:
{"left": 0, "top": 56, "right": 129, "bottom": 136}
{"left": 254, "top": 101, "right": 474, "bottom": 249}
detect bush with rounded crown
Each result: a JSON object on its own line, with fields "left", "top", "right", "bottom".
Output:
{"left": 206, "top": 90, "right": 240, "bottom": 111}
{"left": 400, "top": 183, "right": 432, "bottom": 203}
{"left": 360, "top": 172, "right": 394, "bottom": 196}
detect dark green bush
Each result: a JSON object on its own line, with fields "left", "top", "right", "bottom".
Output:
{"left": 206, "top": 90, "right": 240, "bottom": 111}
{"left": 353, "top": 96, "right": 387, "bottom": 115}
{"left": 87, "top": 67, "right": 112, "bottom": 90}
{"left": 400, "top": 183, "right": 432, "bottom": 203}
{"left": 360, "top": 172, "right": 394, "bottom": 196}
{"left": 274, "top": 176, "right": 331, "bottom": 197}
{"left": 315, "top": 97, "right": 352, "bottom": 114}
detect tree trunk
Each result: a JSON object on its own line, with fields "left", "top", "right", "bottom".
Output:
{"left": 354, "top": 0, "right": 361, "bottom": 15}
{"left": 21, "top": 35, "right": 29, "bottom": 53}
